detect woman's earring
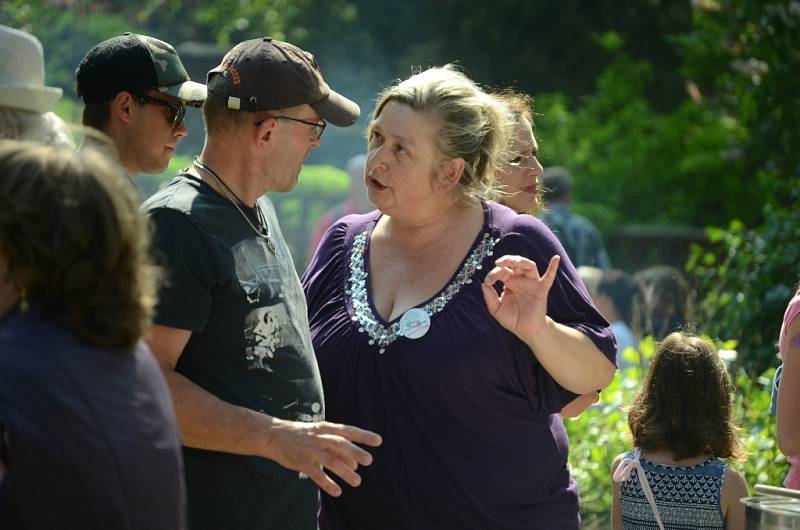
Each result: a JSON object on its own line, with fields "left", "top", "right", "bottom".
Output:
{"left": 19, "top": 287, "right": 29, "bottom": 313}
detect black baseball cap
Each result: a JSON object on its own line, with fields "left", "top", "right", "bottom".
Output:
{"left": 76, "top": 33, "right": 206, "bottom": 106}
{"left": 206, "top": 37, "right": 360, "bottom": 127}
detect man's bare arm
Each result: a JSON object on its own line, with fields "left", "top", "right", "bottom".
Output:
{"left": 146, "top": 324, "right": 382, "bottom": 497}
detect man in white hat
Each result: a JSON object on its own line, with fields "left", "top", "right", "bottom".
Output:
{"left": 0, "top": 24, "right": 74, "bottom": 147}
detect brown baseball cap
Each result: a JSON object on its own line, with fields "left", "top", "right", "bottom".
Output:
{"left": 206, "top": 37, "right": 360, "bottom": 127}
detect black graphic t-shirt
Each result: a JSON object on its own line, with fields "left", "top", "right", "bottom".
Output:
{"left": 143, "top": 172, "right": 324, "bottom": 530}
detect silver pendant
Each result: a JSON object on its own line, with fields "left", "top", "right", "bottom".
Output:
{"left": 398, "top": 308, "right": 430, "bottom": 339}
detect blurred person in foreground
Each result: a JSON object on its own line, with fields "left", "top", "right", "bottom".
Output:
{"left": 0, "top": 24, "right": 74, "bottom": 147}
{"left": 777, "top": 275, "right": 800, "bottom": 489}
{"left": 142, "top": 37, "right": 381, "bottom": 530}
{"left": 0, "top": 141, "right": 185, "bottom": 529}
{"left": 540, "top": 166, "right": 611, "bottom": 270}
{"left": 76, "top": 32, "right": 206, "bottom": 178}
{"left": 303, "top": 65, "right": 616, "bottom": 529}
{"left": 308, "top": 153, "right": 371, "bottom": 257}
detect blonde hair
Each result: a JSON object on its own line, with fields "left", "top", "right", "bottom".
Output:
{"left": 0, "top": 109, "right": 76, "bottom": 148}
{"left": 369, "top": 65, "right": 512, "bottom": 201}
{"left": 493, "top": 90, "right": 534, "bottom": 125}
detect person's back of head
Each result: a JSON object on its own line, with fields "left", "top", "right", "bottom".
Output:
{"left": 0, "top": 140, "right": 158, "bottom": 349}
{"left": 0, "top": 109, "right": 75, "bottom": 148}
{"left": 345, "top": 153, "right": 370, "bottom": 208}
{"left": 577, "top": 265, "right": 603, "bottom": 298}
{"left": 541, "top": 166, "right": 573, "bottom": 205}
{"left": 634, "top": 265, "right": 691, "bottom": 339}
{"left": 369, "top": 64, "right": 513, "bottom": 203}
{"left": 627, "top": 332, "right": 742, "bottom": 461}
{"left": 347, "top": 153, "right": 367, "bottom": 182}
{"left": 596, "top": 269, "right": 637, "bottom": 324}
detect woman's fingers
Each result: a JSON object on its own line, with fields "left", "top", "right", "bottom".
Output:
{"left": 492, "top": 254, "right": 560, "bottom": 283}
{"left": 482, "top": 265, "right": 514, "bottom": 287}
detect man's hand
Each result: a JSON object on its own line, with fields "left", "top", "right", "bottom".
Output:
{"left": 267, "top": 419, "right": 382, "bottom": 497}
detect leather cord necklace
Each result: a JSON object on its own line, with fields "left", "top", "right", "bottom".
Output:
{"left": 192, "top": 159, "right": 276, "bottom": 254}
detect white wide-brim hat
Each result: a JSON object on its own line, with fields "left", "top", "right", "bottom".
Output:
{"left": 0, "top": 25, "right": 63, "bottom": 113}
{"left": 0, "top": 84, "right": 62, "bottom": 114}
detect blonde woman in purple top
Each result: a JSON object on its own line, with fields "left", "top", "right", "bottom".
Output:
{"left": 303, "top": 66, "right": 617, "bottom": 529}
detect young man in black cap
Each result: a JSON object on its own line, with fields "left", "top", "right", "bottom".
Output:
{"left": 76, "top": 33, "right": 206, "bottom": 177}
{"left": 142, "top": 37, "right": 382, "bottom": 530}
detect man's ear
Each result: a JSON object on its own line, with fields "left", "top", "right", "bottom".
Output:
{"left": 436, "top": 157, "right": 466, "bottom": 192}
{"left": 110, "top": 91, "right": 136, "bottom": 124}
{"left": 255, "top": 116, "right": 278, "bottom": 146}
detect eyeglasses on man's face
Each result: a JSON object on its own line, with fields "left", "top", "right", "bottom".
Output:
{"left": 254, "top": 115, "right": 327, "bottom": 139}
{"left": 132, "top": 93, "right": 187, "bottom": 128}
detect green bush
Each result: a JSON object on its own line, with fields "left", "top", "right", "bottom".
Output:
{"left": 270, "top": 164, "right": 350, "bottom": 269}
{"left": 534, "top": 45, "right": 754, "bottom": 234}
{"left": 687, "top": 193, "right": 800, "bottom": 375}
{"left": 567, "top": 337, "right": 787, "bottom": 527}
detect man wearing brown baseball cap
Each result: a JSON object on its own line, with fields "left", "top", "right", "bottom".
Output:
{"left": 142, "top": 37, "right": 381, "bottom": 530}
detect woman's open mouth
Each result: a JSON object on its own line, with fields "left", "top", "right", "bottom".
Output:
{"left": 366, "top": 175, "right": 388, "bottom": 191}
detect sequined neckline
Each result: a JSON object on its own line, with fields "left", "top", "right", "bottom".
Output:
{"left": 346, "top": 217, "right": 500, "bottom": 354}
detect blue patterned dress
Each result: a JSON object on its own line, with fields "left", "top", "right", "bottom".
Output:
{"left": 619, "top": 452, "right": 727, "bottom": 529}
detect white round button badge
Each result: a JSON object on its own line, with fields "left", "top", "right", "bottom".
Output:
{"left": 398, "top": 308, "right": 431, "bottom": 339}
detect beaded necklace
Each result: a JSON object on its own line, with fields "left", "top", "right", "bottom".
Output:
{"left": 347, "top": 230, "right": 499, "bottom": 353}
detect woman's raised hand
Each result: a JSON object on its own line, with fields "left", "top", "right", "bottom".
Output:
{"left": 481, "top": 254, "right": 560, "bottom": 341}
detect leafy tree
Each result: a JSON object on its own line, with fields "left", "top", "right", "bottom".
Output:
{"left": 533, "top": 39, "right": 754, "bottom": 232}
{"left": 676, "top": 0, "right": 800, "bottom": 206}
{"left": 678, "top": 0, "right": 800, "bottom": 374}
{"left": 688, "top": 195, "right": 800, "bottom": 374}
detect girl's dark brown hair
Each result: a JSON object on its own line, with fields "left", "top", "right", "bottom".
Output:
{"left": 0, "top": 141, "right": 159, "bottom": 349}
{"left": 628, "top": 331, "right": 744, "bottom": 461}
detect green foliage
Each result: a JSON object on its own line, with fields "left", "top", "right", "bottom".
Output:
{"left": 568, "top": 338, "right": 787, "bottom": 525}
{"left": 687, "top": 193, "right": 800, "bottom": 374}
{"left": 676, "top": 0, "right": 800, "bottom": 205}
{"left": 1, "top": 3, "right": 137, "bottom": 91}
{"left": 269, "top": 164, "right": 350, "bottom": 269}
{"left": 535, "top": 48, "right": 754, "bottom": 233}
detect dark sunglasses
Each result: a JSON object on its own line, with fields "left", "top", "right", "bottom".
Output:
{"left": 255, "top": 115, "right": 326, "bottom": 139}
{"left": 132, "top": 93, "right": 186, "bottom": 127}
